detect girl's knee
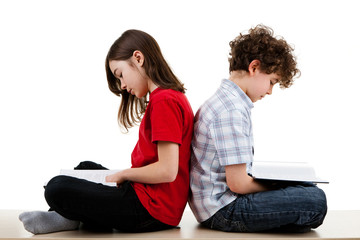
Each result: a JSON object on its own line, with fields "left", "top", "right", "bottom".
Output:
{"left": 45, "top": 176, "right": 75, "bottom": 204}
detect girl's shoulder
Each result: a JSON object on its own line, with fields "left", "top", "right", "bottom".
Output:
{"left": 150, "top": 88, "right": 186, "bottom": 103}
{"left": 149, "top": 88, "right": 193, "bottom": 115}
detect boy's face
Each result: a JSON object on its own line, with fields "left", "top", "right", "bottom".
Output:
{"left": 247, "top": 71, "right": 279, "bottom": 102}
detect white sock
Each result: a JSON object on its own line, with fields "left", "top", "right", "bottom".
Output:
{"left": 19, "top": 211, "right": 80, "bottom": 234}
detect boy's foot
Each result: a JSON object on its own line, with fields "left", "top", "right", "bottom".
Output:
{"left": 19, "top": 211, "right": 80, "bottom": 234}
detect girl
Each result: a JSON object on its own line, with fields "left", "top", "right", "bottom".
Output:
{"left": 19, "top": 29, "right": 194, "bottom": 234}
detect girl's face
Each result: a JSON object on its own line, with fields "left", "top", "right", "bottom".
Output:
{"left": 109, "top": 53, "right": 155, "bottom": 98}
{"left": 247, "top": 71, "right": 279, "bottom": 102}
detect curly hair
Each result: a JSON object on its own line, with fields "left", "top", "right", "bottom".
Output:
{"left": 228, "top": 24, "right": 300, "bottom": 88}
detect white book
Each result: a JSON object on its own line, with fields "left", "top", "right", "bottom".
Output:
{"left": 250, "top": 161, "right": 329, "bottom": 183}
{"left": 57, "top": 169, "right": 121, "bottom": 187}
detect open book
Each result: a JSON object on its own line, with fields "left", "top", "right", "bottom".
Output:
{"left": 249, "top": 161, "right": 329, "bottom": 183}
{"left": 56, "top": 169, "right": 122, "bottom": 187}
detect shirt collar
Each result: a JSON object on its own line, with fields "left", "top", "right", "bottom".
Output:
{"left": 221, "top": 79, "right": 254, "bottom": 109}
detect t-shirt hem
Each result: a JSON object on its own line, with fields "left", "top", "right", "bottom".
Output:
{"left": 152, "top": 136, "right": 182, "bottom": 145}
{"left": 133, "top": 183, "right": 183, "bottom": 226}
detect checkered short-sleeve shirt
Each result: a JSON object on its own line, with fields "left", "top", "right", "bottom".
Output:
{"left": 189, "top": 79, "right": 254, "bottom": 222}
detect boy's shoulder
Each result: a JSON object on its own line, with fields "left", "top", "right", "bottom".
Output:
{"left": 206, "top": 79, "right": 251, "bottom": 109}
{"left": 196, "top": 80, "right": 251, "bottom": 123}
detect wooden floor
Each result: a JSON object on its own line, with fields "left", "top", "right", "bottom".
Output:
{"left": 1, "top": 210, "right": 360, "bottom": 240}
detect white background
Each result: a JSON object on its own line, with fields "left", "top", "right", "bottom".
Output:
{"left": 0, "top": 0, "right": 359, "bottom": 211}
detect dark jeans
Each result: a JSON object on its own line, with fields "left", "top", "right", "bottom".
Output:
{"left": 202, "top": 183, "right": 327, "bottom": 233}
{"left": 45, "top": 161, "right": 173, "bottom": 232}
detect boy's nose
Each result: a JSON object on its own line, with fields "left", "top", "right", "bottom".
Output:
{"left": 267, "top": 85, "right": 273, "bottom": 95}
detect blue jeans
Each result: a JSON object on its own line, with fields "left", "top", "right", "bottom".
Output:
{"left": 202, "top": 183, "right": 327, "bottom": 233}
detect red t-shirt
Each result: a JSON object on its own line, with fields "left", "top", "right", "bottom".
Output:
{"left": 131, "top": 88, "right": 194, "bottom": 226}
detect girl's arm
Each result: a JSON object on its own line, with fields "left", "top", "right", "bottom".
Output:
{"left": 106, "top": 141, "right": 179, "bottom": 185}
{"left": 225, "top": 163, "right": 270, "bottom": 194}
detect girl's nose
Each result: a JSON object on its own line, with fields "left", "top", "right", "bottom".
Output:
{"left": 120, "top": 80, "right": 127, "bottom": 90}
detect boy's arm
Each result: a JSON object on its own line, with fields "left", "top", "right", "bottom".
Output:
{"left": 225, "top": 163, "right": 269, "bottom": 194}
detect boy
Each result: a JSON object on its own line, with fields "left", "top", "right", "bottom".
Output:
{"left": 188, "top": 25, "right": 327, "bottom": 233}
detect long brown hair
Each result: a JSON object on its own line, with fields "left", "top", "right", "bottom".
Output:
{"left": 105, "top": 30, "right": 185, "bottom": 131}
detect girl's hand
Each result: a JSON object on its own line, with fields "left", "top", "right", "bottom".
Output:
{"left": 106, "top": 171, "right": 126, "bottom": 186}
{"left": 105, "top": 141, "right": 179, "bottom": 185}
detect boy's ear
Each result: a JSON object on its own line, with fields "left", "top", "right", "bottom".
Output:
{"left": 132, "top": 50, "right": 144, "bottom": 66}
{"left": 248, "top": 59, "right": 261, "bottom": 76}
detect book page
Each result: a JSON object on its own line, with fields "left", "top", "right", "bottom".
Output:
{"left": 251, "top": 161, "right": 328, "bottom": 183}
{"left": 59, "top": 169, "right": 121, "bottom": 187}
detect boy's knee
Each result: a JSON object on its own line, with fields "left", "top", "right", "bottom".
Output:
{"left": 311, "top": 187, "right": 327, "bottom": 228}
{"left": 309, "top": 186, "right": 327, "bottom": 211}
{"left": 303, "top": 186, "right": 327, "bottom": 225}
{"left": 287, "top": 185, "right": 327, "bottom": 218}
{"left": 316, "top": 187, "right": 327, "bottom": 216}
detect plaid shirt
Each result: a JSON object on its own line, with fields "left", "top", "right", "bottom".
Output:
{"left": 189, "top": 79, "right": 254, "bottom": 222}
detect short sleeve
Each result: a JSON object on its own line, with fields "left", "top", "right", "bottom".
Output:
{"left": 150, "top": 99, "right": 183, "bottom": 145}
{"left": 209, "top": 109, "right": 253, "bottom": 166}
